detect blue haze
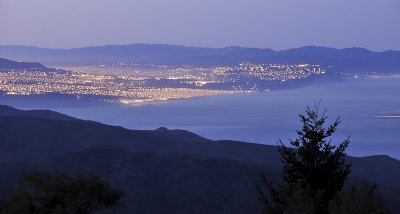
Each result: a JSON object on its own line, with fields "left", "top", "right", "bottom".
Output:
{"left": 0, "top": 79, "right": 399, "bottom": 158}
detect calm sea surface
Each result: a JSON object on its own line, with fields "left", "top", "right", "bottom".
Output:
{"left": 1, "top": 78, "right": 399, "bottom": 159}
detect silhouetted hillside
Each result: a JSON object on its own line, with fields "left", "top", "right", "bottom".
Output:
{"left": 0, "top": 106, "right": 281, "bottom": 165}
{"left": 0, "top": 105, "right": 399, "bottom": 213}
{"left": 0, "top": 57, "right": 65, "bottom": 72}
{"left": 0, "top": 105, "right": 79, "bottom": 121}
{"left": 0, "top": 57, "right": 50, "bottom": 71}
{"left": 1, "top": 44, "right": 399, "bottom": 72}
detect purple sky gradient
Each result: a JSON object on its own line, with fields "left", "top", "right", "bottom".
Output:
{"left": 0, "top": 0, "right": 399, "bottom": 50}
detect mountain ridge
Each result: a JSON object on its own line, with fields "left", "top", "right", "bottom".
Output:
{"left": 0, "top": 105, "right": 79, "bottom": 121}
{"left": 2, "top": 44, "right": 398, "bottom": 53}
{"left": 1, "top": 44, "right": 399, "bottom": 72}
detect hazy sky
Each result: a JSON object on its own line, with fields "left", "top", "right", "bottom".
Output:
{"left": 0, "top": 0, "right": 399, "bottom": 50}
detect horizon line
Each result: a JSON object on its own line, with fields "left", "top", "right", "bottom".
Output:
{"left": 0, "top": 43, "right": 398, "bottom": 53}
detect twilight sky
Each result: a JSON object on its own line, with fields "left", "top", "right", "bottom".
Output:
{"left": 0, "top": 0, "right": 399, "bottom": 51}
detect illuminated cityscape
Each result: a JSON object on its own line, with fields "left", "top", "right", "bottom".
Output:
{"left": 0, "top": 63, "right": 326, "bottom": 104}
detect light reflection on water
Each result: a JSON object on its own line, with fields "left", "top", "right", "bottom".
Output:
{"left": 0, "top": 78, "right": 399, "bottom": 159}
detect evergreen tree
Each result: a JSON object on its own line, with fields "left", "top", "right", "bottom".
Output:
{"left": 258, "top": 102, "right": 351, "bottom": 214}
{"left": 258, "top": 103, "right": 390, "bottom": 213}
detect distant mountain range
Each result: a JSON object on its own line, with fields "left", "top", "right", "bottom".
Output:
{"left": 1, "top": 44, "right": 400, "bottom": 72}
{"left": 0, "top": 105, "right": 399, "bottom": 213}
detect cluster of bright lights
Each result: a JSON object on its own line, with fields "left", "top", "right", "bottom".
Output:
{"left": 0, "top": 63, "right": 326, "bottom": 105}
{"left": 0, "top": 70, "right": 234, "bottom": 104}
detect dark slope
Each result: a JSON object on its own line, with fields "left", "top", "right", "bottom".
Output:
{"left": 0, "top": 105, "right": 399, "bottom": 212}
{"left": 0, "top": 57, "right": 67, "bottom": 73}
{"left": 0, "top": 57, "right": 49, "bottom": 71}
{"left": 0, "top": 44, "right": 399, "bottom": 72}
{"left": 0, "top": 115, "right": 280, "bottom": 166}
{"left": 0, "top": 105, "right": 398, "bottom": 181}
{"left": 0, "top": 146, "right": 270, "bottom": 214}
{"left": 0, "top": 105, "right": 79, "bottom": 121}
{"left": 350, "top": 155, "right": 400, "bottom": 211}
{"left": 0, "top": 106, "right": 280, "bottom": 165}
{"left": 0, "top": 146, "right": 399, "bottom": 214}
{"left": 351, "top": 155, "right": 400, "bottom": 187}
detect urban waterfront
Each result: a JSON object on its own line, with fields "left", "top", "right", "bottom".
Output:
{"left": 0, "top": 63, "right": 326, "bottom": 104}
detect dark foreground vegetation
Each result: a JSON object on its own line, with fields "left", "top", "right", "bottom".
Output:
{"left": 0, "top": 105, "right": 398, "bottom": 213}
{"left": 258, "top": 103, "right": 389, "bottom": 213}
{"left": 0, "top": 172, "right": 123, "bottom": 213}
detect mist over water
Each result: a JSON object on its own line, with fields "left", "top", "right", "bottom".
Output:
{"left": 1, "top": 78, "right": 399, "bottom": 159}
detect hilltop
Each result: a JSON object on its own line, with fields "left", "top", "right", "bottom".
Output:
{"left": 0, "top": 57, "right": 50, "bottom": 71}
{"left": 0, "top": 57, "right": 64, "bottom": 72}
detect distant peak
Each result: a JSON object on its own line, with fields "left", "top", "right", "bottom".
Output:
{"left": 155, "top": 127, "right": 169, "bottom": 132}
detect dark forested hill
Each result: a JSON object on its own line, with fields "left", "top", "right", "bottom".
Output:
{"left": 0, "top": 105, "right": 399, "bottom": 213}
{"left": 0, "top": 105, "right": 78, "bottom": 121}
{"left": 0, "top": 57, "right": 64, "bottom": 72}
{"left": 0, "top": 146, "right": 270, "bottom": 214}
{"left": 1, "top": 44, "right": 399, "bottom": 72}
{"left": 0, "top": 57, "right": 50, "bottom": 71}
